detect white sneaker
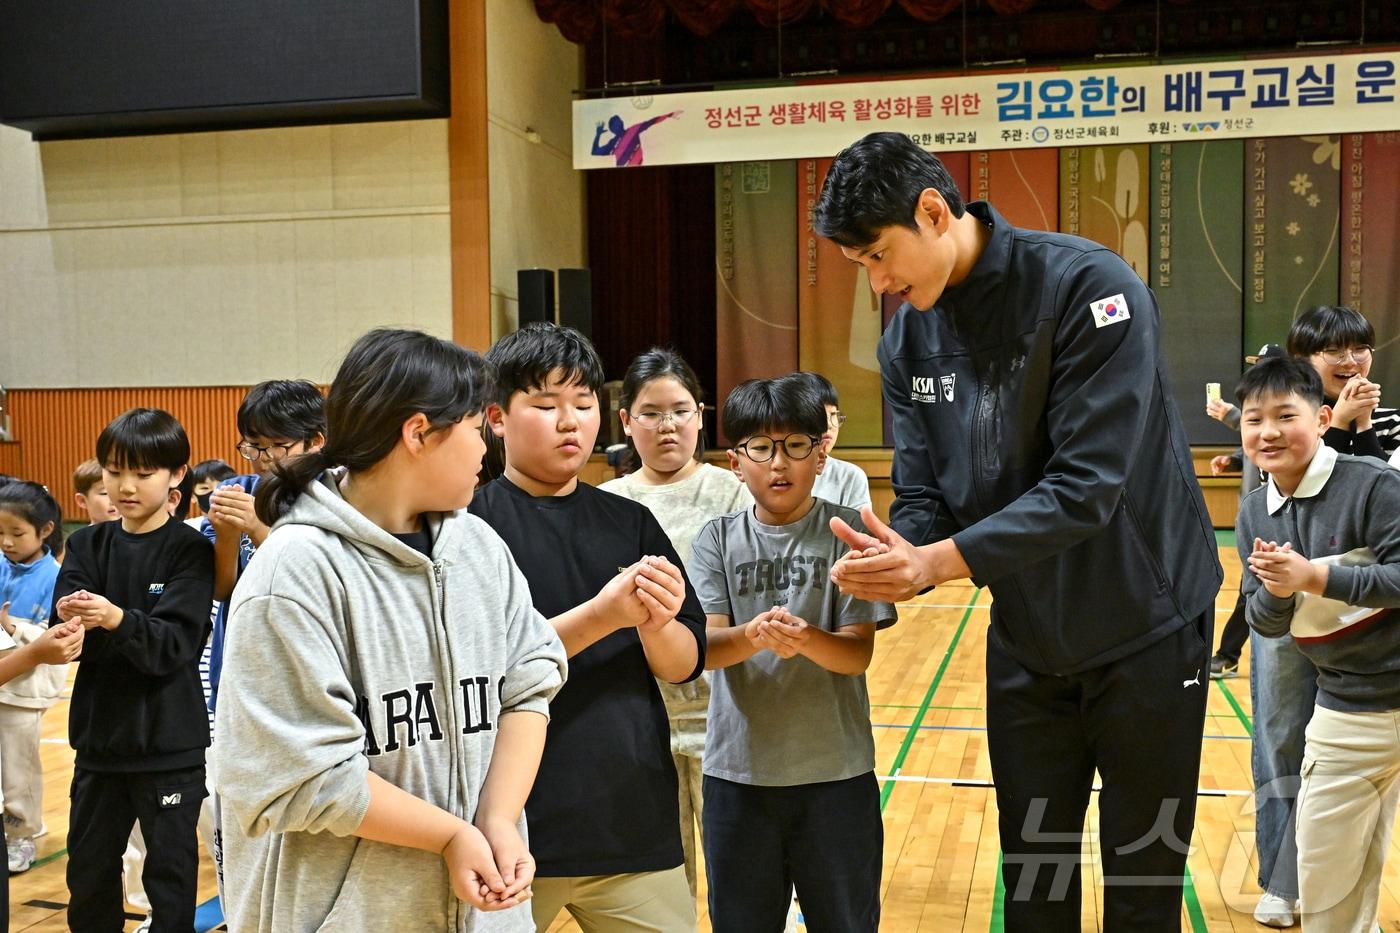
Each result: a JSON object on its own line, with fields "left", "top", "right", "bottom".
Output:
{"left": 1253, "top": 892, "right": 1296, "bottom": 928}
{"left": 133, "top": 916, "right": 152, "bottom": 933}
{"left": 6, "top": 835, "right": 35, "bottom": 873}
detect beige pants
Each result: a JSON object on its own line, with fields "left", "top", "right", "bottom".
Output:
{"left": 674, "top": 751, "right": 703, "bottom": 900}
{"left": 1296, "top": 703, "right": 1400, "bottom": 933}
{"left": 0, "top": 705, "right": 44, "bottom": 839}
{"left": 531, "top": 866, "right": 696, "bottom": 933}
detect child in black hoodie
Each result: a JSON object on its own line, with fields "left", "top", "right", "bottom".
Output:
{"left": 52, "top": 408, "right": 214, "bottom": 933}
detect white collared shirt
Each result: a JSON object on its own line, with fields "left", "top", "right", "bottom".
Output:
{"left": 1266, "top": 442, "right": 1339, "bottom": 515}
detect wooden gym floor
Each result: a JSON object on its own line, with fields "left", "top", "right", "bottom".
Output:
{"left": 13, "top": 538, "right": 1399, "bottom": 931}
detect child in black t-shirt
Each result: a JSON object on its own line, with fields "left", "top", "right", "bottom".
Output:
{"left": 52, "top": 408, "right": 215, "bottom": 933}
{"left": 469, "top": 323, "right": 707, "bottom": 931}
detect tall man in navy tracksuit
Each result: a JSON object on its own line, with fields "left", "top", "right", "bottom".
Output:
{"left": 817, "top": 132, "right": 1222, "bottom": 932}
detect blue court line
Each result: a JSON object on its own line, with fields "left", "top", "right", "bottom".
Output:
{"left": 871, "top": 722, "right": 1252, "bottom": 740}
{"left": 195, "top": 895, "right": 224, "bottom": 932}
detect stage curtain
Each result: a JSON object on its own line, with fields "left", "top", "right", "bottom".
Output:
{"left": 893, "top": 0, "right": 960, "bottom": 23}
{"left": 826, "top": 0, "right": 893, "bottom": 28}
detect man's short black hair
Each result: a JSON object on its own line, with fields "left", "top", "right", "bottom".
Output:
{"left": 237, "top": 380, "right": 326, "bottom": 443}
{"left": 723, "top": 373, "right": 828, "bottom": 443}
{"left": 1287, "top": 305, "right": 1376, "bottom": 358}
{"left": 96, "top": 408, "right": 190, "bottom": 472}
{"left": 794, "top": 371, "right": 839, "bottom": 408}
{"left": 813, "top": 131, "right": 967, "bottom": 249}
{"left": 1235, "top": 357, "right": 1325, "bottom": 410}
{"left": 485, "top": 322, "right": 605, "bottom": 408}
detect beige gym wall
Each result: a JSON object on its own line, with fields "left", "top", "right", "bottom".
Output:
{"left": 484, "top": 0, "right": 587, "bottom": 341}
{"left": 0, "top": 0, "right": 585, "bottom": 390}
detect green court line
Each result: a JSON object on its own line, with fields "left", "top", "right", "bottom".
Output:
{"left": 1214, "top": 529, "right": 1237, "bottom": 549}
{"left": 990, "top": 853, "right": 1005, "bottom": 931}
{"left": 32, "top": 847, "right": 66, "bottom": 869}
{"left": 879, "top": 587, "right": 982, "bottom": 812}
{"left": 873, "top": 703, "right": 982, "bottom": 711}
{"left": 1214, "top": 679, "right": 1254, "bottom": 737}
{"left": 1183, "top": 866, "right": 1209, "bottom": 933}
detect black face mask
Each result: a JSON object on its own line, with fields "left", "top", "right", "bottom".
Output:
{"left": 196, "top": 491, "right": 213, "bottom": 513}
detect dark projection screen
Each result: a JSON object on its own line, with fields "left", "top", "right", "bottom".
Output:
{"left": 0, "top": 1, "right": 448, "bottom": 139}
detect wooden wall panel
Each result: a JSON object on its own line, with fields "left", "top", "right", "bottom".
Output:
{"left": 8, "top": 388, "right": 250, "bottom": 522}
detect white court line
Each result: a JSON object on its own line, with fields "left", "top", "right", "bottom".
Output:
{"left": 41, "top": 738, "right": 68, "bottom": 745}
{"left": 876, "top": 774, "right": 1253, "bottom": 798}
{"left": 897, "top": 602, "right": 992, "bottom": 610}
{"left": 896, "top": 603, "right": 1237, "bottom": 613}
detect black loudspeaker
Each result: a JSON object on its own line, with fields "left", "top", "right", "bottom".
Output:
{"left": 558, "top": 268, "right": 592, "bottom": 338}
{"left": 517, "top": 269, "right": 555, "bottom": 328}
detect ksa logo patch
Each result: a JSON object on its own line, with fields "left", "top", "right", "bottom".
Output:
{"left": 912, "top": 375, "right": 939, "bottom": 404}
{"left": 1090, "top": 294, "right": 1131, "bottom": 329}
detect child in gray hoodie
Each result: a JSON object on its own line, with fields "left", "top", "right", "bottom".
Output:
{"left": 212, "top": 329, "right": 568, "bottom": 933}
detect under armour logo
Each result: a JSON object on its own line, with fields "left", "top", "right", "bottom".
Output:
{"left": 161, "top": 792, "right": 182, "bottom": 806}
{"left": 1010, "top": 354, "right": 1027, "bottom": 371}
{"left": 1182, "top": 669, "right": 1201, "bottom": 688}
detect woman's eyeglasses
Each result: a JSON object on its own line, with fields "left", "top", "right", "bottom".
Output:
{"left": 630, "top": 408, "right": 698, "bottom": 429}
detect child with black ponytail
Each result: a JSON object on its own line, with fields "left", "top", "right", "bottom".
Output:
{"left": 0, "top": 480, "right": 66, "bottom": 873}
{"left": 213, "top": 328, "right": 568, "bottom": 932}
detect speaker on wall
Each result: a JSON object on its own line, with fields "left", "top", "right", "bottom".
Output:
{"left": 557, "top": 268, "right": 592, "bottom": 338}
{"left": 517, "top": 269, "right": 555, "bottom": 328}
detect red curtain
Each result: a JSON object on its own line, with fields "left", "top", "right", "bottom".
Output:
{"left": 744, "top": 0, "right": 818, "bottom": 28}
{"left": 607, "top": 0, "right": 668, "bottom": 39}
{"left": 894, "top": 0, "right": 959, "bottom": 22}
{"left": 540, "top": 0, "right": 1157, "bottom": 41}
{"left": 984, "top": 0, "right": 1037, "bottom": 14}
{"left": 826, "top": 0, "right": 894, "bottom": 28}
{"left": 534, "top": 0, "right": 600, "bottom": 43}
{"left": 668, "top": 0, "right": 742, "bottom": 35}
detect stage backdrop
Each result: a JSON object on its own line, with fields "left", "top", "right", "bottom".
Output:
{"left": 708, "top": 135, "right": 1399, "bottom": 448}
{"left": 715, "top": 161, "right": 799, "bottom": 444}
{"left": 799, "top": 157, "right": 884, "bottom": 446}
{"left": 1151, "top": 140, "right": 1246, "bottom": 445}
{"left": 1341, "top": 132, "right": 1400, "bottom": 393}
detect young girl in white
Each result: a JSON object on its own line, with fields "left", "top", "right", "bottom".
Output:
{"left": 213, "top": 329, "right": 567, "bottom": 932}
{"left": 0, "top": 481, "right": 67, "bottom": 874}
{"left": 600, "top": 348, "right": 750, "bottom": 899}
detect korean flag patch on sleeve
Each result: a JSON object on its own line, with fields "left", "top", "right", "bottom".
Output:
{"left": 1089, "top": 294, "right": 1131, "bottom": 328}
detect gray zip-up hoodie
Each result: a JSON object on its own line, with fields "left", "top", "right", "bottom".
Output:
{"left": 212, "top": 474, "right": 567, "bottom": 932}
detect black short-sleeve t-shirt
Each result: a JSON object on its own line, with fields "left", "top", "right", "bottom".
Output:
{"left": 468, "top": 477, "right": 707, "bottom": 876}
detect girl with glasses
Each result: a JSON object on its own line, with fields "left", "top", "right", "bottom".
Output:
{"left": 599, "top": 348, "right": 751, "bottom": 904}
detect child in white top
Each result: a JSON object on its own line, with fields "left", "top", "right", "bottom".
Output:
{"left": 599, "top": 348, "right": 749, "bottom": 900}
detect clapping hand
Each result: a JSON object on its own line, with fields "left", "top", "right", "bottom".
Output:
{"left": 1248, "top": 538, "right": 1324, "bottom": 599}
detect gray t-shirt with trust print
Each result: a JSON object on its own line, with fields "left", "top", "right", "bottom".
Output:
{"left": 689, "top": 498, "right": 897, "bottom": 787}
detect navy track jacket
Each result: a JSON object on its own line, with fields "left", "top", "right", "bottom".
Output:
{"left": 881, "top": 201, "right": 1222, "bottom": 675}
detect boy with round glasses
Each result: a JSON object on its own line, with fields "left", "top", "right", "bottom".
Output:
{"left": 689, "top": 372, "right": 896, "bottom": 931}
